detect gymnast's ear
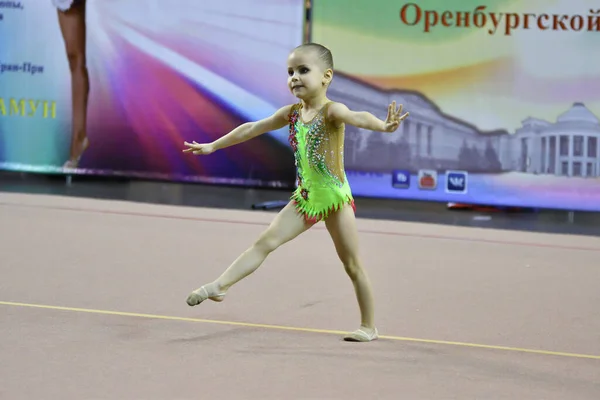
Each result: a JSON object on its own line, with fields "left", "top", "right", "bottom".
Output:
{"left": 323, "top": 69, "right": 333, "bottom": 86}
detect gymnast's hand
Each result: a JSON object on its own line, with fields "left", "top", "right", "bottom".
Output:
{"left": 383, "top": 101, "right": 409, "bottom": 133}
{"left": 183, "top": 141, "right": 215, "bottom": 155}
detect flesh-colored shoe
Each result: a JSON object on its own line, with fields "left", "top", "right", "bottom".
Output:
{"left": 343, "top": 326, "right": 379, "bottom": 342}
{"left": 186, "top": 284, "right": 226, "bottom": 306}
{"left": 63, "top": 137, "right": 89, "bottom": 169}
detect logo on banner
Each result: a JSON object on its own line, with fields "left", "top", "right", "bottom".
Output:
{"left": 445, "top": 171, "right": 468, "bottom": 193}
{"left": 418, "top": 169, "right": 438, "bottom": 190}
{"left": 392, "top": 170, "right": 410, "bottom": 189}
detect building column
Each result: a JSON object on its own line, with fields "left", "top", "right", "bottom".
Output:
{"left": 427, "top": 125, "right": 433, "bottom": 157}
{"left": 413, "top": 123, "right": 419, "bottom": 158}
{"left": 555, "top": 135, "right": 560, "bottom": 175}
{"left": 409, "top": 121, "right": 416, "bottom": 154}
{"left": 583, "top": 135, "right": 588, "bottom": 177}
{"left": 568, "top": 135, "right": 573, "bottom": 176}
{"left": 597, "top": 136, "right": 600, "bottom": 177}
{"left": 544, "top": 136, "right": 549, "bottom": 174}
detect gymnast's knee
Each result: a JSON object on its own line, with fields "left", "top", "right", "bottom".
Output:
{"left": 341, "top": 257, "right": 363, "bottom": 281}
{"left": 66, "top": 50, "right": 87, "bottom": 73}
{"left": 252, "top": 234, "right": 281, "bottom": 255}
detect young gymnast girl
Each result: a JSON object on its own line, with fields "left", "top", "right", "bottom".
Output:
{"left": 182, "top": 43, "right": 408, "bottom": 342}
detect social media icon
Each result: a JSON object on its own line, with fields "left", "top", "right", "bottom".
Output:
{"left": 418, "top": 169, "right": 438, "bottom": 190}
{"left": 391, "top": 170, "right": 410, "bottom": 189}
{"left": 445, "top": 170, "right": 468, "bottom": 193}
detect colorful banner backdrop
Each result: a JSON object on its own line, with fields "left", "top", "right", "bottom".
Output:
{"left": 312, "top": 0, "right": 600, "bottom": 211}
{"left": 0, "top": 0, "right": 304, "bottom": 187}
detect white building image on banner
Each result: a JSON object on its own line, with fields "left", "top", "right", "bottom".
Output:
{"left": 327, "top": 72, "right": 600, "bottom": 178}
{"left": 327, "top": 72, "right": 508, "bottom": 173}
{"left": 508, "top": 102, "right": 600, "bottom": 177}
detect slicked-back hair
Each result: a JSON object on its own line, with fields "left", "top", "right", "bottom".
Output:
{"left": 294, "top": 42, "right": 334, "bottom": 70}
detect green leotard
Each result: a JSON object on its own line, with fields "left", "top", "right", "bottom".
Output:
{"left": 287, "top": 101, "right": 355, "bottom": 223}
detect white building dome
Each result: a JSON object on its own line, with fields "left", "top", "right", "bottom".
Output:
{"left": 556, "top": 102, "right": 600, "bottom": 124}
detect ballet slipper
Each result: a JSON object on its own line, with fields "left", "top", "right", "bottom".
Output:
{"left": 186, "top": 284, "right": 227, "bottom": 306}
{"left": 343, "top": 326, "right": 379, "bottom": 342}
{"left": 62, "top": 137, "right": 89, "bottom": 169}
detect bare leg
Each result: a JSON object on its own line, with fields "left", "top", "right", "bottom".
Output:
{"left": 57, "top": 0, "right": 90, "bottom": 167}
{"left": 186, "top": 201, "right": 314, "bottom": 306}
{"left": 325, "top": 203, "right": 378, "bottom": 342}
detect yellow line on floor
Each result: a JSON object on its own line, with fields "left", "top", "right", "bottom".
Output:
{"left": 2, "top": 300, "right": 599, "bottom": 360}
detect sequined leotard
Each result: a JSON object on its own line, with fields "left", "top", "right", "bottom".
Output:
{"left": 288, "top": 101, "right": 355, "bottom": 223}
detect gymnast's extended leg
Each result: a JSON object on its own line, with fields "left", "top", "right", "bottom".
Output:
{"left": 187, "top": 201, "right": 314, "bottom": 305}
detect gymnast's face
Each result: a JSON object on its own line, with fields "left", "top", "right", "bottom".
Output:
{"left": 287, "top": 49, "right": 331, "bottom": 99}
